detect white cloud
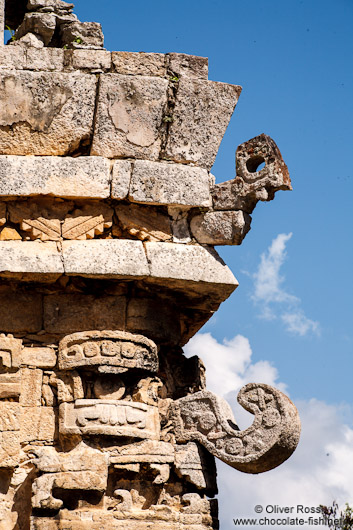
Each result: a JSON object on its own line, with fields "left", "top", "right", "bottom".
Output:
{"left": 251, "top": 233, "right": 320, "bottom": 336}
{"left": 184, "top": 333, "right": 353, "bottom": 529}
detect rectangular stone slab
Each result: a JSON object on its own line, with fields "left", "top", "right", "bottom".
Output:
{"left": 0, "top": 241, "right": 64, "bottom": 280}
{"left": 128, "top": 159, "right": 212, "bottom": 207}
{"left": 0, "top": 155, "right": 110, "bottom": 198}
{"left": 0, "top": 70, "right": 97, "bottom": 156}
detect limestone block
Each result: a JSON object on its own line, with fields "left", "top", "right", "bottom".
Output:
{"left": 20, "top": 368, "right": 43, "bottom": 407}
{"left": 60, "top": 21, "right": 104, "bottom": 48}
{"left": 0, "top": 335, "right": 22, "bottom": 368}
{"left": 109, "top": 440, "right": 174, "bottom": 464}
{"left": 0, "top": 227, "right": 22, "bottom": 240}
{"left": 0, "top": 241, "right": 63, "bottom": 280}
{"left": 112, "top": 52, "right": 166, "bottom": 77}
{"left": 91, "top": 74, "right": 168, "bottom": 159}
{"left": 111, "top": 160, "right": 132, "bottom": 199}
{"left": 15, "top": 13, "right": 57, "bottom": 45}
{"left": 0, "top": 373, "right": 21, "bottom": 398}
{"left": 190, "top": 210, "right": 251, "bottom": 245}
{"left": 59, "top": 330, "right": 158, "bottom": 372}
{"left": 59, "top": 399, "right": 160, "bottom": 439}
{"left": 20, "top": 406, "right": 56, "bottom": 443}
{"left": 168, "top": 53, "right": 208, "bottom": 80}
{"left": 62, "top": 203, "right": 113, "bottom": 240}
{"left": 0, "top": 46, "right": 26, "bottom": 70}
{"left": 0, "top": 431, "right": 20, "bottom": 468}
{"left": 9, "top": 199, "right": 69, "bottom": 241}
{"left": 25, "top": 47, "right": 64, "bottom": 71}
{"left": 0, "top": 291, "right": 42, "bottom": 333}
{"left": 212, "top": 134, "right": 291, "bottom": 213}
{"left": 0, "top": 71, "right": 97, "bottom": 156}
{"left": 164, "top": 79, "right": 242, "bottom": 170}
{"left": 62, "top": 239, "right": 149, "bottom": 278}
{"left": 21, "top": 347, "right": 57, "bottom": 368}
{"left": 57, "top": 371, "right": 84, "bottom": 403}
{"left": 128, "top": 160, "right": 212, "bottom": 208}
{"left": 64, "top": 49, "right": 111, "bottom": 71}
{"left": 43, "top": 294, "right": 126, "bottom": 333}
{"left": 27, "top": 0, "right": 74, "bottom": 12}
{"left": 115, "top": 204, "right": 172, "bottom": 242}
{"left": 174, "top": 442, "right": 214, "bottom": 490}
{"left": 145, "top": 242, "right": 238, "bottom": 288}
{"left": 0, "top": 156, "right": 110, "bottom": 198}
{"left": 0, "top": 402, "right": 20, "bottom": 432}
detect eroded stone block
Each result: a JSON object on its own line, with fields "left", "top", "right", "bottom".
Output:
{"left": 115, "top": 204, "right": 172, "bottom": 242}
{"left": 64, "top": 49, "right": 111, "bottom": 71}
{"left": 21, "top": 347, "right": 57, "bottom": 368}
{"left": 0, "top": 71, "right": 97, "bottom": 156}
{"left": 0, "top": 373, "right": 21, "bottom": 398}
{"left": 111, "top": 160, "right": 132, "bottom": 199}
{"left": 0, "top": 156, "right": 110, "bottom": 198}
{"left": 20, "top": 368, "right": 43, "bottom": 407}
{"left": 168, "top": 53, "right": 208, "bottom": 80}
{"left": 20, "top": 406, "right": 56, "bottom": 443}
{"left": 190, "top": 210, "right": 251, "bottom": 245}
{"left": 25, "top": 47, "right": 64, "bottom": 71}
{"left": 60, "top": 21, "right": 104, "bottom": 48}
{"left": 0, "top": 335, "right": 22, "bottom": 368}
{"left": 0, "top": 241, "right": 63, "bottom": 280}
{"left": 91, "top": 74, "right": 168, "bottom": 159}
{"left": 164, "top": 79, "right": 241, "bottom": 170}
{"left": 129, "top": 160, "right": 212, "bottom": 208}
{"left": 112, "top": 52, "right": 166, "bottom": 77}
{"left": 0, "top": 291, "right": 42, "bottom": 333}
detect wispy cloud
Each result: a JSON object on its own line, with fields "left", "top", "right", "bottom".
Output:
{"left": 251, "top": 233, "right": 320, "bottom": 336}
{"left": 185, "top": 332, "right": 353, "bottom": 529}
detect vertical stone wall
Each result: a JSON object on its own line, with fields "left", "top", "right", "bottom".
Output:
{"left": 0, "top": 2, "right": 300, "bottom": 529}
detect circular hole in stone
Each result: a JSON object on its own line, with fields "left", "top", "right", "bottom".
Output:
{"left": 246, "top": 155, "right": 266, "bottom": 173}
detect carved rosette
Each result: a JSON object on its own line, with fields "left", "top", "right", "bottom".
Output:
{"left": 172, "top": 383, "right": 301, "bottom": 474}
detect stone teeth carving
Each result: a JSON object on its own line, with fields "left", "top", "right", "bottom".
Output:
{"left": 58, "top": 330, "right": 158, "bottom": 372}
{"left": 59, "top": 399, "right": 160, "bottom": 439}
{"left": 61, "top": 203, "right": 113, "bottom": 240}
{"left": 172, "top": 383, "right": 301, "bottom": 474}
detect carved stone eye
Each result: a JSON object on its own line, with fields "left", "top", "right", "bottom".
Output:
{"left": 65, "top": 345, "right": 83, "bottom": 361}
{"left": 121, "top": 342, "right": 136, "bottom": 359}
{"left": 83, "top": 342, "right": 100, "bottom": 358}
{"left": 225, "top": 438, "right": 243, "bottom": 455}
{"left": 198, "top": 412, "right": 217, "bottom": 431}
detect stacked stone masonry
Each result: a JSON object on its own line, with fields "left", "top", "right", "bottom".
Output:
{"left": 0, "top": 1, "right": 300, "bottom": 529}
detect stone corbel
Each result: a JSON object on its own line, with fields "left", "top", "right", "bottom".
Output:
{"left": 172, "top": 383, "right": 300, "bottom": 474}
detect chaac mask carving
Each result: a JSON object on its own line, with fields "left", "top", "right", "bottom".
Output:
{"left": 0, "top": 1, "right": 300, "bottom": 528}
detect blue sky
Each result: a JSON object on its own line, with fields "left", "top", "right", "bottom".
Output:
{"left": 69, "top": 0, "right": 353, "bottom": 527}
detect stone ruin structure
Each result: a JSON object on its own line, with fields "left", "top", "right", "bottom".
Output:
{"left": 0, "top": 1, "right": 301, "bottom": 528}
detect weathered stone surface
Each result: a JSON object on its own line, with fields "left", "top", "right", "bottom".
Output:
{"left": 174, "top": 442, "right": 216, "bottom": 490}
{"left": 57, "top": 371, "right": 84, "bottom": 403}
{"left": 59, "top": 330, "right": 158, "bottom": 372}
{"left": 172, "top": 383, "right": 301, "bottom": 474}
{"left": 20, "top": 406, "right": 55, "bottom": 442}
{"left": 145, "top": 242, "right": 238, "bottom": 288}
{"left": 111, "top": 160, "right": 132, "bottom": 199}
{"left": 164, "top": 79, "right": 242, "bottom": 170}
{"left": 15, "top": 12, "right": 57, "bottom": 45}
{"left": 21, "top": 347, "right": 57, "bottom": 368}
{"left": 129, "top": 160, "right": 212, "bottom": 207}
{"left": 0, "top": 203, "right": 5, "bottom": 226}
{"left": 0, "top": 335, "right": 22, "bottom": 368}
{"left": 115, "top": 204, "right": 172, "bottom": 242}
{"left": 0, "top": 428, "right": 20, "bottom": 468}
{"left": 0, "top": 291, "right": 42, "bottom": 332}
{"left": 91, "top": 74, "right": 168, "bottom": 159}
{"left": 0, "top": 71, "right": 97, "bottom": 156}
{"left": 0, "top": 241, "right": 63, "bottom": 280}
{"left": 60, "top": 399, "right": 160, "bottom": 439}
{"left": 212, "top": 134, "right": 291, "bottom": 213}
{"left": 109, "top": 440, "right": 174, "bottom": 464}
{"left": 0, "top": 373, "right": 21, "bottom": 398}
{"left": 190, "top": 210, "right": 251, "bottom": 245}
{"left": 60, "top": 21, "right": 104, "bottom": 48}
{"left": 112, "top": 52, "right": 166, "bottom": 77}
{"left": 20, "top": 367, "right": 43, "bottom": 407}
{"left": 8, "top": 198, "right": 69, "bottom": 240}
{"left": 0, "top": 46, "right": 26, "bottom": 70}
{"left": 0, "top": 156, "right": 110, "bottom": 198}
{"left": 44, "top": 294, "right": 126, "bottom": 334}
{"left": 62, "top": 239, "right": 149, "bottom": 278}
{"left": 62, "top": 203, "right": 113, "bottom": 240}
{"left": 26, "top": 47, "right": 64, "bottom": 71}
{"left": 64, "top": 49, "right": 111, "bottom": 71}
{"left": 168, "top": 53, "right": 208, "bottom": 80}
{"left": 27, "top": 0, "right": 74, "bottom": 12}
{"left": 0, "top": 227, "right": 22, "bottom": 240}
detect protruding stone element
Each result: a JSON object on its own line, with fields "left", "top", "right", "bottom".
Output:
{"left": 172, "top": 383, "right": 301, "bottom": 474}
{"left": 174, "top": 442, "right": 216, "bottom": 490}
{"left": 115, "top": 204, "right": 172, "bottom": 242}
{"left": 128, "top": 160, "right": 212, "bottom": 208}
{"left": 0, "top": 71, "right": 97, "bottom": 156}
{"left": 0, "top": 156, "right": 110, "bottom": 198}
{"left": 112, "top": 52, "right": 166, "bottom": 77}
{"left": 91, "top": 74, "right": 168, "bottom": 159}
{"left": 61, "top": 203, "right": 113, "bottom": 240}
{"left": 15, "top": 12, "right": 57, "bottom": 45}
{"left": 190, "top": 210, "right": 251, "bottom": 245}
{"left": 164, "top": 79, "right": 242, "bottom": 170}
{"left": 31, "top": 443, "right": 108, "bottom": 510}
{"left": 59, "top": 330, "right": 158, "bottom": 372}
{"left": 212, "top": 134, "right": 291, "bottom": 213}
{"left": 168, "top": 53, "right": 208, "bottom": 80}
{"left": 60, "top": 399, "right": 160, "bottom": 439}
{"left": 60, "top": 21, "right": 104, "bottom": 49}
{"left": 0, "top": 335, "right": 22, "bottom": 368}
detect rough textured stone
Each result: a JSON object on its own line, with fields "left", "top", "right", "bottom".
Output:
{"left": 62, "top": 203, "right": 113, "bottom": 240}
{"left": 168, "top": 53, "right": 208, "bottom": 80}
{"left": 21, "top": 347, "right": 57, "bottom": 368}
{"left": 111, "top": 160, "right": 132, "bottom": 200}
{"left": 129, "top": 160, "right": 212, "bottom": 207}
{"left": 19, "top": 367, "right": 43, "bottom": 407}
{"left": 0, "top": 373, "right": 21, "bottom": 398}
{"left": 0, "top": 335, "right": 22, "bottom": 368}
{"left": 44, "top": 294, "right": 126, "bottom": 333}
{"left": 0, "top": 241, "right": 63, "bottom": 280}
{"left": 15, "top": 12, "right": 57, "bottom": 45}
{"left": 0, "top": 0, "right": 4, "bottom": 46}
{"left": 64, "top": 49, "right": 111, "bottom": 71}
{"left": 27, "top": 0, "right": 74, "bottom": 12}
{"left": 164, "top": 79, "right": 242, "bottom": 170}
{"left": 116, "top": 203, "right": 172, "bottom": 242}
{"left": 0, "top": 290, "right": 42, "bottom": 332}
{"left": 26, "top": 47, "right": 64, "bottom": 71}
{"left": 0, "top": 71, "right": 97, "bottom": 156}
{"left": 190, "top": 210, "right": 251, "bottom": 245}
{"left": 112, "top": 52, "right": 166, "bottom": 77}
{"left": 0, "top": 46, "right": 26, "bottom": 70}
{"left": 62, "top": 240, "right": 149, "bottom": 278}
{"left": 60, "top": 21, "right": 104, "bottom": 48}
{"left": 20, "top": 406, "right": 55, "bottom": 442}
{"left": 91, "top": 74, "right": 168, "bottom": 159}
{"left": 0, "top": 156, "right": 110, "bottom": 198}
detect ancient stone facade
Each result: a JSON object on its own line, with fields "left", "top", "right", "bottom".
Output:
{"left": 0, "top": 2, "right": 300, "bottom": 529}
